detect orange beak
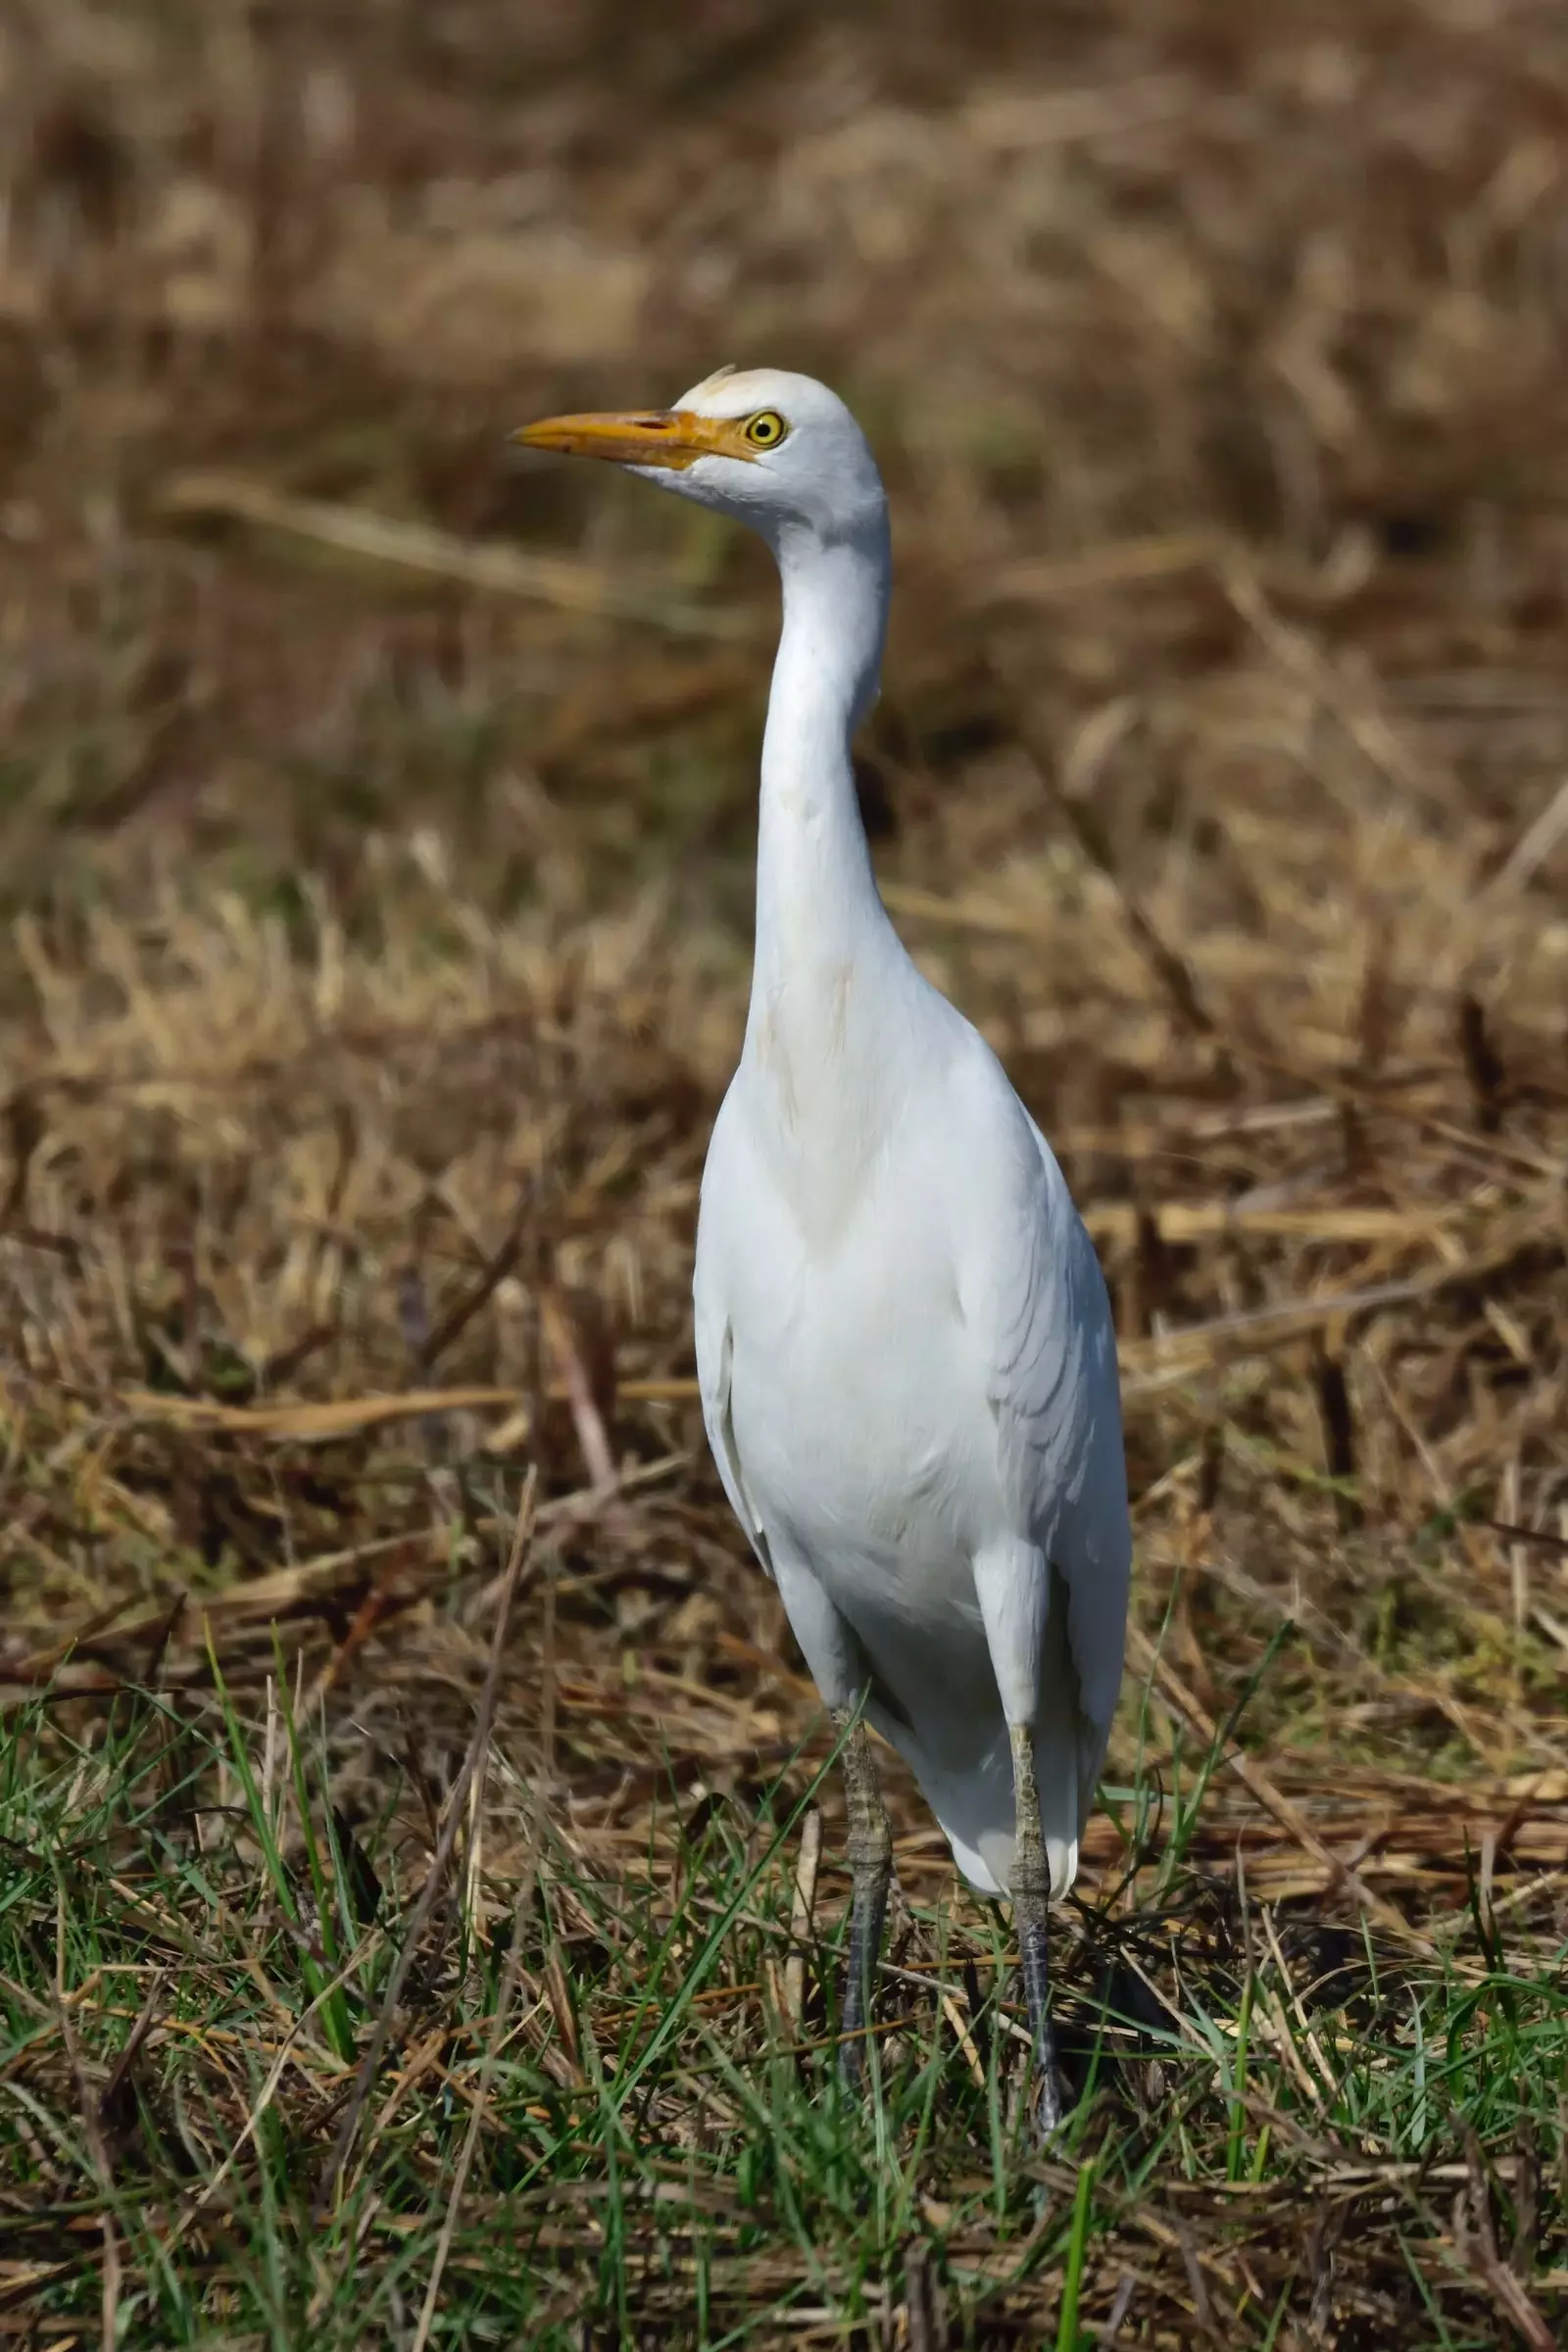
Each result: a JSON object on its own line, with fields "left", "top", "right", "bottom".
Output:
{"left": 511, "top": 408, "right": 753, "bottom": 470}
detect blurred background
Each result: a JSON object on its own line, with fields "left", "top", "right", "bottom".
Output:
{"left": 6, "top": 0, "right": 1568, "bottom": 939}
{"left": 1, "top": 1, "right": 1565, "bottom": 1841}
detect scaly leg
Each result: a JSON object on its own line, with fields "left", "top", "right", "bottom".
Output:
{"left": 833, "top": 1707, "right": 893, "bottom": 2086}
{"left": 1009, "top": 1720, "right": 1064, "bottom": 2137}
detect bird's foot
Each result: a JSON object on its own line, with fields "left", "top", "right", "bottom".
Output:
{"left": 1018, "top": 1900, "right": 1069, "bottom": 2144}
{"left": 833, "top": 1706, "right": 893, "bottom": 2094}
{"left": 1027, "top": 2042, "right": 1066, "bottom": 2144}
{"left": 837, "top": 1870, "right": 891, "bottom": 2090}
{"left": 838, "top": 2023, "right": 868, "bottom": 2091}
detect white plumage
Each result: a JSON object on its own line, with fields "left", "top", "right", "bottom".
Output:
{"left": 516, "top": 368, "right": 1131, "bottom": 2124}
{"left": 697, "top": 923, "right": 1128, "bottom": 1901}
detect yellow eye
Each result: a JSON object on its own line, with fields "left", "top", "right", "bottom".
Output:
{"left": 744, "top": 410, "right": 787, "bottom": 449}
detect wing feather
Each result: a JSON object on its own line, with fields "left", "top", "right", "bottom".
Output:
{"left": 693, "top": 1092, "right": 774, "bottom": 1578}
{"left": 958, "top": 1060, "right": 1132, "bottom": 1785}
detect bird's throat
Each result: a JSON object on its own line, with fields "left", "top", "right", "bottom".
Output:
{"left": 750, "top": 529, "right": 894, "bottom": 1004}
{"left": 743, "top": 528, "right": 908, "bottom": 1181}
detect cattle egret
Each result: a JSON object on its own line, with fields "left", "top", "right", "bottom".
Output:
{"left": 514, "top": 368, "right": 1131, "bottom": 2131}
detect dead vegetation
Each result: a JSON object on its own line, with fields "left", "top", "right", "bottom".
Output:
{"left": 0, "top": 2, "right": 1566, "bottom": 2345}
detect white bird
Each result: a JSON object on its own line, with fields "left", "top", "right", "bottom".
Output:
{"left": 514, "top": 368, "right": 1131, "bottom": 2129}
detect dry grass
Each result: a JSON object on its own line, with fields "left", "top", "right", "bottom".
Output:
{"left": 1, "top": 2, "right": 1566, "bottom": 2344}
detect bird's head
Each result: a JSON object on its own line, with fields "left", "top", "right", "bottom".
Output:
{"left": 513, "top": 366, "right": 887, "bottom": 555}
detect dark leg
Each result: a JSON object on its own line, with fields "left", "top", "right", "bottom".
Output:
{"left": 833, "top": 1707, "right": 893, "bottom": 2086}
{"left": 1009, "top": 1721, "right": 1064, "bottom": 2137}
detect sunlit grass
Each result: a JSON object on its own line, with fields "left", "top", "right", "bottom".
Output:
{"left": 4, "top": 1659, "right": 1563, "bottom": 2349}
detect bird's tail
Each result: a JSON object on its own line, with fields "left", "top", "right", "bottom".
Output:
{"left": 859, "top": 1571, "right": 1091, "bottom": 1900}
{"left": 895, "top": 1720, "right": 1081, "bottom": 1901}
{"left": 871, "top": 1619, "right": 1089, "bottom": 1901}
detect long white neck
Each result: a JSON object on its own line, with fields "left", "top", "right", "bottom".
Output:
{"left": 745, "top": 517, "right": 900, "bottom": 1049}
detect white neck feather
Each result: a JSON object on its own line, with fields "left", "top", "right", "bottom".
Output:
{"left": 745, "top": 518, "right": 900, "bottom": 1057}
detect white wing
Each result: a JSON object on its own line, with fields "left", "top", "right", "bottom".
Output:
{"left": 692, "top": 1086, "right": 773, "bottom": 1577}
{"left": 956, "top": 1052, "right": 1132, "bottom": 1800}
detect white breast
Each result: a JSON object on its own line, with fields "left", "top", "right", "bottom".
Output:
{"left": 697, "top": 1034, "right": 1011, "bottom": 1627}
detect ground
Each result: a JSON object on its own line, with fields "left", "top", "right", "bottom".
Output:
{"left": 0, "top": 2, "right": 1566, "bottom": 2346}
